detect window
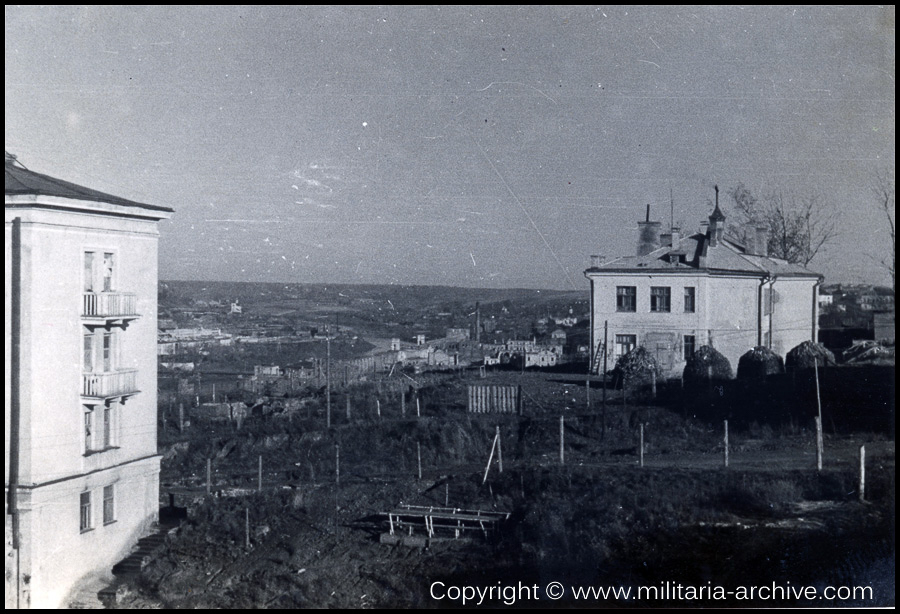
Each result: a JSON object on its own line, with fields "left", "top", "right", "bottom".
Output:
{"left": 684, "top": 335, "right": 696, "bottom": 361}
{"left": 650, "top": 287, "right": 671, "bottom": 312}
{"left": 83, "top": 333, "right": 95, "bottom": 371}
{"left": 684, "top": 287, "right": 696, "bottom": 313}
{"left": 103, "top": 405, "right": 112, "bottom": 448}
{"left": 84, "top": 252, "right": 94, "bottom": 292}
{"left": 103, "top": 485, "right": 115, "bottom": 525}
{"left": 616, "top": 286, "right": 636, "bottom": 312}
{"left": 102, "top": 331, "right": 116, "bottom": 372}
{"left": 615, "top": 334, "right": 637, "bottom": 358}
{"left": 84, "top": 409, "right": 93, "bottom": 452}
{"left": 80, "top": 491, "right": 92, "bottom": 532}
{"left": 102, "top": 252, "right": 115, "bottom": 292}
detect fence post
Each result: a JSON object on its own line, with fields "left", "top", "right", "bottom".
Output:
{"left": 179, "top": 403, "right": 185, "bottom": 433}
{"left": 335, "top": 444, "right": 340, "bottom": 486}
{"left": 206, "top": 458, "right": 211, "bottom": 495}
{"left": 724, "top": 420, "right": 729, "bottom": 468}
{"left": 258, "top": 455, "right": 262, "bottom": 492}
{"left": 346, "top": 396, "right": 351, "bottom": 422}
{"left": 559, "top": 415, "right": 565, "bottom": 465}
{"left": 639, "top": 423, "right": 644, "bottom": 468}
{"left": 815, "top": 416, "right": 824, "bottom": 471}
{"left": 482, "top": 433, "right": 498, "bottom": 485}
{"left": 401, "top": 392, "right": 406, "bottom": 417}
{"left": 496, "top": 425, "right": 503, "bottom": 474}
{"left": 416, "top": 397, "right": 421, "bottom": 418}
{"left": 417, "top": 442, "right": 422, "bottom": 480}
{"left": 245, "top": 508, "right": 250, "bottom": 549}
{"left": 376, "top": 398, "right": 381, "bottom": 420}
{"left": 859, "top": 445, "right": 865, "bottom": 502}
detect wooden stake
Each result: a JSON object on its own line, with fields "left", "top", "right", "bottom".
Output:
{"left": 445, "top": 482, "right": 449, "bottom": 506}
{"left": 724, "top": 420, "right": 729, "bottom": 468}
{"left": 559, "top": 415, "right": 565, "bottom": 465}
{"left": 401, "top": 392, "right": 406, "bottom": 417}
{"left": 245, "top": 508, "right": 250, "bottom": 548}
{"left": 212, "top": 383, "right": 216, "bottom": 403}
{"left": 206, "top": 458, "right": 211, "bottom": 495}
{"left": 258, "top": 455, "right": 262, "bottom": 491}
{"left": 815, "top": 415, "right": 823, "bottom": 471}
{"left": 496, "top": 425, "right": 503, "bottom": 473}
{"left": 417, "top": 442, "right": 422, "bottom": 480}
{"left": 376, "top": 398, "right": 381, "bottom": 419}
{"left": 586, "top": 377, "right": 591, "bottom": 409}
{"left": 179, "top": 403, "right": 184, "bottom": 432}
{"left": 482, "top": 433, "right": 498, "bottom": 485}
{"left": 416, "top": 397, "right": 420, "bottom": 417}
{"left": 651, "top": 371, "right": 657, "bottom": 399}
{"left": 639, "top": 423, "right": 644, "bottom": 468}
{"left": 346, "top": 396, "right": 351, "bottom": 421}
{"left": 335, "top": 444, "right": 340, "bottom": 486}
{"left": 858, "top": 445, "right": 865, "bottom": 502}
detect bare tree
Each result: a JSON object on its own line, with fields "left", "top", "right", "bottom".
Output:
{"left": 726, "top": 184, "right": 838, "bottom": 266}
{"left": 872, "top": 170, "right": 895, "bottom": 293}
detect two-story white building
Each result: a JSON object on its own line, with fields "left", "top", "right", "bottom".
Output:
{"left": 5, "top": 153, "right": 173, "bottom": 608}
{"left": 585, "top": 194, "right": 822, "bottom": 378}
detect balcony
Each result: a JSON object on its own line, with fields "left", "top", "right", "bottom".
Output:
{"left": 82, "top": 292, "right": 139, "bottom": 325}
{"left": 82, "top": 369, "right": 139, "bottom": 401}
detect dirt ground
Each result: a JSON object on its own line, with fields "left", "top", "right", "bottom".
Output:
{"left": 120, "top": 370, "right": 894, "bottom": 608}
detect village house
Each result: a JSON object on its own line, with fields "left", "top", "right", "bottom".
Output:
{"left": 584, "top": 192, "right": 822, "bottom": 378}
{"left": 5, "top": 153, "right": 173, "bottom": 608}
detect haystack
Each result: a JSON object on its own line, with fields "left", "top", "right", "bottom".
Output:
{"left": 785, "top": 340, "right": 836, "bottom": 369}
{"left": 612, "top": 346, "right": 660, "bottom": 385}
{"left": 683, "top": 345, "right": 733, "bottom": 386}
{"left": 737, "top": 346, "right": 784, "bottom": 379}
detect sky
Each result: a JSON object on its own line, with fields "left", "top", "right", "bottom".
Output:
{"left": 5, "top": 5, "right": 895, "bottom": 290}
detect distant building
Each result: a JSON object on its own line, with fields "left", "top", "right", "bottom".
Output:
{"left": 585, "top": 196, "right": 822, "bottom": 377}
{"left": 818, "top": 293, "right": 833, "bottom": 307}
{"left": 446, "top": 327, "right": 471, "bottom": 341}
{"left": 230, "top": 300, "right": 242, "bottom": 314}
{"left": 5, "top": 153, "right": 173, "bottom": 608}
{"left": 874, "top": 311, "right": 895, "bottom": 343}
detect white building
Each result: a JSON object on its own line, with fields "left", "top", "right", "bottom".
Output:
{"left": 5, "top": 154, "right": 173, "bottom": 608}
{"left": 585, "top": 195, "right": 822, "bottom": 378}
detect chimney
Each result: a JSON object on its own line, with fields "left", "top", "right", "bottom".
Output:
{"left": 755, "top": 224, "right": 768, "bottom": 257}
{"left": 590, "top": 254, "right": 604, "bottom": 268}
{"left": 708, "top": 186, "right": 726, "bottom": 248}
{"left": 671, "top": 226, "right": 681, "bottom": 247}
{"left": 699, "top": 220, "right": 709, "bottom": 235}
{"left": 637, "top": 205, "right": 662, "bottom": 256}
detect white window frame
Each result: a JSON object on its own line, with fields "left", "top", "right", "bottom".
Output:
{"left": 80, "top": 491, "right": 92, "bottom": 532}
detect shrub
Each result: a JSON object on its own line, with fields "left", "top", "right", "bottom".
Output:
{"left": 612, "top": 346, "right": 660, "bottom": 386}
{"left": 737, "top": 346, "right": 784, "bottom": 379}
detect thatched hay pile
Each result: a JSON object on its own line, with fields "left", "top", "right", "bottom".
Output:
{"left": 785, "top": 341, "right": 836, "bottom": 369}
{"left": 683, "top": 345, "right": 733, "bottom": 386}
{"left": 612, "top": 346, "right": 660, "bottom": 385}
{"left": 842, "top": 340, "right": 895, "bottom": 364}
{"left": 737, "top": 346, "right": 785, "bottom": 379}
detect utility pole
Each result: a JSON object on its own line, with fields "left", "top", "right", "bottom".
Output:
{"left": 326, "top": 328, "right": 331, "bottom": 428}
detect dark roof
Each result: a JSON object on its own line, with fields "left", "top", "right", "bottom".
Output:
{"left": 5, "top": 153, "right": 173, "bottom": 213}
{"left": 588, "top": 231, "right": 821, "bottom": 278}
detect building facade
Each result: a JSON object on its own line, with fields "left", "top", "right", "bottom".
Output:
{"left": 585, "top": 196, "right": 822, "bottom": 378}
{"left": 5, "top": 154, "right": 172, "bottom": 608}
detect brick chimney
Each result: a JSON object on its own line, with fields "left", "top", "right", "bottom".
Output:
{"left": 754, "top": 224, "right": 768, "bottom": 257}
{"left": 637, "top": 204, "right": 662, "bottom": 256}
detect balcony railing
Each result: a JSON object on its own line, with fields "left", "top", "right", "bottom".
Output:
{"left": 82, "top": 292, "right": 138, "bottom": 319}
{"left": 82, "top": 369, "right": 139, "bottom": 399}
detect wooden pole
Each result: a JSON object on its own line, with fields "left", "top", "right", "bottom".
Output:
{"left": 858, "top": 445, "right": 866, "bottom": 502}
{"left": 639, "top": 423, "right": 644, "bottom": 468}
{"left": 206, "top": 458, "right": 211, "bottom": 495}
{"left": 559, "top": 415, "right": 565, "bottom": 465}
{"left": 586, "top": 377, "right": 591, "bottom": 410}
{"left": 417, "top": 442, "right": 422, "bottom": 480}
{"left": 815, "top": 416, "right": 823, "bottom": 471}
{"left": 245, "top": 508, "right": 250, "bottom": 548}
{"left": 326, "top": 334, "right": 331, "bottom": 428}
{"left": 335, "top": 444, "right": 340, "bottom": 486}
{"left": 212, "top": 383, "right": 216, "bottom": 403}
{"left": 602, "top": 320, "right": 608, "bottom": 412}
{"left": 179, "top": 402, "right": 184, "bottom": 433}
{"left": 401, "top": 392, "right": 406, "bottom": 417}
{"left": 416, "top": 397, "right": 421, "bottom": 417}
{"left": 651, "top": 371, "right": 657, "bottom": 399}
{"left": 724, "top": 420, "right": 729, "bottom": 468}
{"left": 482, "top": 433, "right": 498, "bottom": 485}
{"left": 346, "top": 396, "right": 351, "bottom": 422}
{"left": 496, "top": 425, "right": 503, "bottom": 474}
{"left": 376, "top": 398, "right": 381, "bottom": 420}
{"left": 258, "top": 455, "right": 262, "bottom": 491}
{"left": 445, "top": 482, "right": 449, "bottom": 506}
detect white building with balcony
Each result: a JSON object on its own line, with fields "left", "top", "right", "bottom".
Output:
{"left": 5, "top": 153, "right": 173, "bottom": 608}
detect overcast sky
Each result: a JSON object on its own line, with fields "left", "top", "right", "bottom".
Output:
{"left": 5, "top": 6, "right": 895, "bottom": 290}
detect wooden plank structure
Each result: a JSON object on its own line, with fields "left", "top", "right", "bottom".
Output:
{"left": 382, "top": 504, "right": 510, "bottom": 543}
{"left": 467, "top": 385, "right": 522, "bottom": 414}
